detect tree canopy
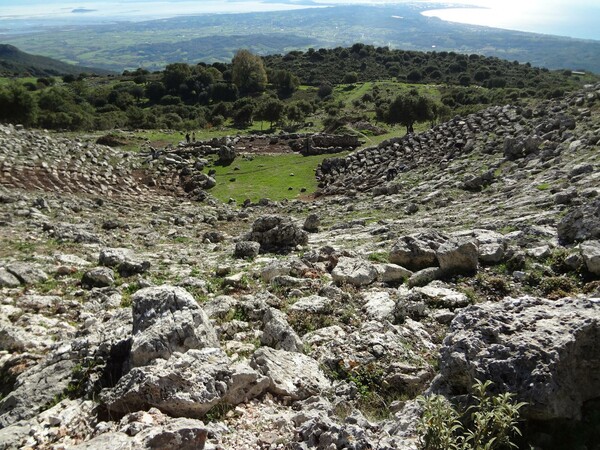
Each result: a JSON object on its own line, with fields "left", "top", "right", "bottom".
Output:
{"left": 231, "top": 49, "right": 268, "bottom": 95}
{"left": 385, "top": 90, "right": 435, "bottom": 133}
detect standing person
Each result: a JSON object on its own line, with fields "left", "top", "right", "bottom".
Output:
{"left": 185, "top": 132, "right": 190, "bottom": 144}
{"left": 192, "top": 131, "right": 196, "bottom": 142}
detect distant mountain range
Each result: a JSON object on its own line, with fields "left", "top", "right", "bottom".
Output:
{"left": 2, "top": 4, "right": 599, "bottom": 73}
{"left": 0, "top": 44, "right": 113, "bottom": 77}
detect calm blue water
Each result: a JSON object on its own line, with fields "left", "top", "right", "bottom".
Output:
{"left": 422, "top": 4, "right": 600, "bottom": 42}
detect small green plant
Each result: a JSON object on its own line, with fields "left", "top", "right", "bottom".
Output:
{"left": 368, "top": 252, "right": 389, "bottom": 263}
{"left": 474, "top": 274, "right": 511, "bottom": 301}
{"left": 539, "top": 276, "right": 577, "bottom": 299}
{"left": 287, "top": 309, "right": 333, "bottom": 335}
{"left": 220, "top": 305, "right": 250, "bottom": 323}
{"left": 326, "top": 360, "right": 409, "bottom": 421}
{"left": 417, "top": 380, "right": 526, "bottom": 450}
{"left": 120, "top": 282, "right": 139, "bottom": 307}
{"left": 417, "top": 394, "right": 463, "bottom": 450}
{"left": 535, "top": 183, "right": 551, "bottom": 191}
{"left": 204, "top": 402, "right": 234, "bottom": 421}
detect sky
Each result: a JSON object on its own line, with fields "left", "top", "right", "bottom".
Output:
{"left": 0, "top": 0, "right": 598, "bottom": 41}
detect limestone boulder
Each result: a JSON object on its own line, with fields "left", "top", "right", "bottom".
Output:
{"left": 5, "top": 262, "right": 48, "bottom": 285}
{"left": 413, "top": 283, "right": 471, "bottom": 309}
{"left": 288, "top": 295, "right": 332, "bottom": 314}
{"left": 303, "top": 213, "right": 321, "bottom": 233}
{"left": 433, "top": 296, "right": 600, "bottom": 421}
{"left": 308, "top": 320, "right": 435, "bottom": 396}
{"left": 0, "top": 268, "right": 20, "bottom": 288}
{"left": 129, "top": 285, "right": 218, "bottom": 368}
{"left": 580, "top": 240, "right": 600, "bottom": 275}
{"left": 0, "top": 348, "right": 77, "bottom": 428}
{"left": 99, "top": 247, "right": 150, "bottom": 277}
{"left": 234, "top": 241, "right": 260, "bottom": 259}
{"left": 557, "top": 200, "right": 600, "bottom": 244}
{"left": 375, "top": 263, "right": 413, "bottom": 284}
{"left": 81, "top": 266, "right": 115, "bottom": 289}
{"left": 261, "top": 308, "right": 303, "bottom": 353}
{"left": 331, "top": 256, "right": 378, "bottom": 287}
{"left": 102, "top": 348, "right": 268, "bottom": 418}
{"left": 362, "top": 290, "right": 396, "bottom": 321}
{"left": 389, "top": 231, "right": 447, "bottom": 271}
{"left": 250, "top": 347, "right": 331, "bottom": 401}
{"left": 246, "top": 215, "right": 308, "bottom": 252}
{"left": 436, "top": 237, "right": 478, "bottom": 275}
{"left": 470, "top": 229, "right": 507, "bottom": 264}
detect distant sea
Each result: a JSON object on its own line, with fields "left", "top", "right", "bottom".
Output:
{"left": 422, "top": 4, "right": 600, "bottom": 42}
{"left": 0, "top": 0, "right": 319, "bottom": 33}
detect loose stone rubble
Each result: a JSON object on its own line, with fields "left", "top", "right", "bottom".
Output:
{"left": 0, "top": 83, "right": 599, "bottom": 449}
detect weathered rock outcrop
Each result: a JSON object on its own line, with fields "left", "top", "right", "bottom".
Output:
{"left": 432, "top": 296, "right": 600, "bottom": 421}
{"left": 102, "top": 348, "right": 269, "bottom": 418}
{"left": 557, "top": 200, "right": 600, "bottom": 244}
{"left": 250, "top": 347, "right": 332, "bottom": 400}
{"left": 129, "top": 285, "right": 218, "bottom": 368}
{"left": 245, "top": 215, "right": 308, "bottom": 252}
{"left": 389, "top": 231, "right": 447, "bottom": 271}
{"left": 331, "top": 256, "right": 378, "bottom": 286}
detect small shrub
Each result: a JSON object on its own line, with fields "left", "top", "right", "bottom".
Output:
{"left": 539, "top": 276, "right": 577, "bottom": 299}
{"left": 287, "top": 310, "right": 333, "bottom": 335}
{"left": 368, "top": 252, "right": 389, "bottom": 263}
{"left": 417, "top": 380, "right": 526, "bottom": 450}
{"left": 475, "top": 274, "right": 511, "bottom": 300}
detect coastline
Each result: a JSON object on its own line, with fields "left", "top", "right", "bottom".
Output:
{"left": 421, "top": 6, "right": 600, "bottom": 42}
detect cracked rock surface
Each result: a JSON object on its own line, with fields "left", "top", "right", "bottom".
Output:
{"left": 0, "top": 83, "right": 599, "bottom": 449}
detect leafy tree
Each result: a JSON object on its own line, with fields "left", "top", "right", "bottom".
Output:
{"left": 343, "top": 72, "right": 359, "bottom": 84}
{"left": 430, "top": 101, "right": 452, "bottom": 126}
{"left": 127, "top": 106, "right": 159, "bottom": 129}
{"left": 145, "top": 81, "right": 166, "bottom": 104}
{"left": 385, "top": 90, "right": 434, "bottom": 133}
{"left": 211, "top": 102, "right": 231, "bottom": 119}
{"left": 318, "top": 83, "right": 333, "bottom": 99}
{"left": 257, "top": 97, "right": 284, "bottom": 129}
{"left": 233, "top": 104, "right": 254, "bottom": 127}
{"left": 162, "top": 63, "right": 192, "bottom": 93}
{"left": 286, "top": 104, "right": 304, "bottom": 125}
{"left": 211, "top": 114, "right": 225, "bottom": 128}
{"left": 232, "top": 98, "right": 256, "bottom": 127}
{"left": 0, "top": 83, "right": 38, "bottom": 126}
{"left": 231, "top": 49, "right": 268, "bottom": 95}
{"left": 407, "top": 70, "right": 423, "bottom": 82}
{"left": 294, "top": 100, "right": 314, "bottom": 116}
{"left": 37, "top": 86, "right": 93, "bottom": 130}
{"left": 269, "top": 69, "right": 299, "bottom": 98}
{"left": 211, "top": 83, "right": 238, "bottom": 103}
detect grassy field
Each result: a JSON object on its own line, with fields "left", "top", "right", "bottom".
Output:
{"left": 0, "top": 76, "right": 45, "bottom": 86}
{"left": 209, "top": 152, "right": 347, "bottom": 203}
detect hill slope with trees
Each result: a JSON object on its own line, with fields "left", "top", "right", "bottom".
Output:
{"left": 0, "top": 45, "right": 113, "bottom": 78}
{"left": 3, "top": 4, "right": 600, "bottom": 73}
{"left": 0, "top": 45, "right": 597, "bottom": 134}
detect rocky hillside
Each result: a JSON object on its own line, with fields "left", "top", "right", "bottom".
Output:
{"left": 0, "top": 84, "right": 599, "bottom": 449}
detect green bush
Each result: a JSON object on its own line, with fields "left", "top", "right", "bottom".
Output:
{"left": 417, "top": 380, "right": 526, "bottom": 450}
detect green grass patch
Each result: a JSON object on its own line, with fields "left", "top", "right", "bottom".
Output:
{"left": 0, "top": 76, "right": 42, "bottom": 86}
{"left": 209, "top": 152, "right": 348, "bottom": 203}
{"left": 536, "top": 182, "right": 551, "bottom": 191}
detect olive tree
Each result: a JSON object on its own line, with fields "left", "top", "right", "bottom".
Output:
{"left": 231, "top": 49, "right": 268, "bottom": 95}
